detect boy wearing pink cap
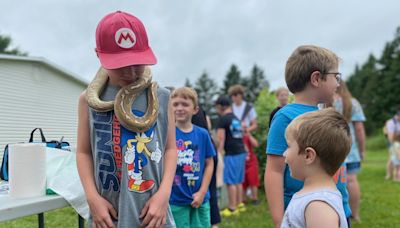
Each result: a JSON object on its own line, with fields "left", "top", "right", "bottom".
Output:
{"left": 77, "top": 11, "right": 177, "bottom": 228}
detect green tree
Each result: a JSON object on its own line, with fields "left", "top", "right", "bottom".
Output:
{"left": 0, "top": 34, "right": 27, "bottom": 56}
{"left": 221, "top": 64, "right": 242, "bottom": 94}
{"left": 242, "top": 64, "right": 269, "bottom": 103}
{"left": 252, "top": 88, "right": 279, "bottom": 187}
{"left": 184, "top": 78, "right": 192, "bottom": 88}
{"left": 347, "top": 27, "right": 400, "bottom": 134}
{"left": 194, "top": 72, "right": 219, "bottom": 114}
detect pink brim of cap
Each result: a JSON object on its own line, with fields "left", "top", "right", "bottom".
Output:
{"left": 97, "top": 47, "right": 157, "bottom": 69}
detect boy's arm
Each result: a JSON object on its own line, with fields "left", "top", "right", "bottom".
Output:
{"left": 264, "top": 155, "right": 286, "bottom": 228}
{"left": 264, "top": 112, "right": 291, "bottom": 228}
{"left": 76, "top": 92, "right": 117, "bottom": 228}
{"left": 354, "top": 121, "right": 366, "bottom": 159}
{"left": 246, "top": 107, "right": 258, "bottom": 133}
{"left": 217, "top": 128, "right": 225, "bottom": 154}
{"left": 140, "top": 100, "right": 177, "bottom": 228}
{"left": 305, "top": 201, "right": 340, "bottom": 228}
{"left": 191, "top": 157, "right": 214, "bottom": 208}
{"left": 248, "top": 133, "right": 259, "bottom": 148}
{"left": 248, "top": 118, "right": 258, "bottom": 133}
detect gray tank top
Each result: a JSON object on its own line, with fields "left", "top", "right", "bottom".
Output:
{"left": 88, "top": 83, "right": 175, "bottom": 228}
{"left": 281, "top": 189, "right": 348, "bottom": 228}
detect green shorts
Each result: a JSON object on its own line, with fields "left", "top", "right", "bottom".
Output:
{"left": 170, "top": 202, "right": 210, "bottom": 228}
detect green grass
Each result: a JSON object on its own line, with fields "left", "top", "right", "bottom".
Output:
{"left": 219, "top": 148, "right": 400, "bottom": 228}
{"left": 3, "top": 139, "right": 400, "bottom": 227}
{"left": 2, "top": 207, "right": 82, "bottom": 228}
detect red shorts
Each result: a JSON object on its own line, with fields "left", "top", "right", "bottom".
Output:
{"left": 242, "top": 152, "right": 260, "bottom": 189}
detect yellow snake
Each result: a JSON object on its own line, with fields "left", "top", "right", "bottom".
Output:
{"left": 86, "top": 66, "right": 159, "bottom": 133}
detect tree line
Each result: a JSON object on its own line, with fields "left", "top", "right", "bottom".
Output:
{"left": 185, "top": 64, "right": 269, "bottom": 116}
{"left": 347, "top": 27, "right": 400, "bottom": 134}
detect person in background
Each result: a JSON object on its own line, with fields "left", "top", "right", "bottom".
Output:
{"left": 333, "top": 81, "right": 366, "bottom": 222}
{"left": 215, "top": 96, "right": 247, "bottom": 217}
{"left": 385, "top": 107, "right": 400, "bottom": 181}
{"left": 269, "top": 87, "right": 289, "bottom": 128}
{"left": 229, "top": 85, "right": 260, "bottom": 209}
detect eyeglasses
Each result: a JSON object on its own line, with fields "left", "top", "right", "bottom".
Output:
{"left": 323, "top": 72, "right": 342, "bottom": 83}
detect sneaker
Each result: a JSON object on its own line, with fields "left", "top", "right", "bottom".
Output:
{"left": 238, "top": 203, "right": 246, "bottom": 212}
{"left": 220, "top": 208, "right": 239, "bottom": 217}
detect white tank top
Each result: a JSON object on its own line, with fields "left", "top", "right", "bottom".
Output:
{"left": 281, "top": 189, "right": 348, "bottom": 228}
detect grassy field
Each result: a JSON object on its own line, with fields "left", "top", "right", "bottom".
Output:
{"left": 220, "top": 149, "right": 400, "bottom": 228}
{"left": 3, "top": 136, "right": 400, "bottom": 227}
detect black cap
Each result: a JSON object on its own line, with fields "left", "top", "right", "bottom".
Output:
{"left": 215, "top": 95, "right": 231, "bottom": 107}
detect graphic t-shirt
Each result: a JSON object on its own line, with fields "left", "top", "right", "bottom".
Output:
{"left": 217, "top": 112, "right": 246, "bottom": 155}
{"left": 170, "top": 125, "right": 216, "bottom": 206}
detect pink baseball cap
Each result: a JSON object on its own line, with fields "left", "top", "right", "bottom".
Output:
{"left": 95, "top": 11, "right": 157, "bottom": 69}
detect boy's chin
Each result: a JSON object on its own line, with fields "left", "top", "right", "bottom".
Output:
{"left": 176, "top": 117, "right": 191, "bottom": 124}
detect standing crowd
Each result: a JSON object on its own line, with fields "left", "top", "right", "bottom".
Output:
{"left": 74, "top": 10, "right": 395, "bottom": 228}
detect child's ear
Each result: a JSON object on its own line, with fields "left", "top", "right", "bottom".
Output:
{"left": 310, "top": 71, "right": 321, "bottom": 87}
{"left": 304, "top": 147, "right": 317, "bottom": 164}
{"left": 194, "top": 105, "right": 200, "bottom": 114}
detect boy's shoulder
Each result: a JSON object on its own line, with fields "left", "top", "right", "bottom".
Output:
{"left": 218, "top": 112, "right": 233, "bottom": 121}
{"left": 192, "top": 124, "right": 209, "bottom": 136}
{"left": 276, "top": 103, "right": 318, "bottom": 121}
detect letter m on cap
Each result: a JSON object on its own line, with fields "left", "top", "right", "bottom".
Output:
{"left": 115, "top": 28, "right": 136, "bottom": 49}
{"left": 118, "top": 32, "right": 134, "bottom": 44}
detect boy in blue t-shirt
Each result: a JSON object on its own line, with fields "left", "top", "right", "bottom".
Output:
{"left": 170, "top": 87, "right": 215, "bottom": 228}
{"left": 265, "top": 45, "right": 351, "bottom": 228}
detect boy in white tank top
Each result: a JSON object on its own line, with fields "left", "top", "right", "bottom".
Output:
{"left": 281, "top": 108, "right": 351, "bottom": 228}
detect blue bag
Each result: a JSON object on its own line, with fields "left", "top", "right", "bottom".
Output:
{"left": 0, "top": 128, "right": 70, "bottom": 181}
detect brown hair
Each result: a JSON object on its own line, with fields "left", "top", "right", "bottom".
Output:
{"left": 171, "top": 87, "right": 198, "bottom": 107}
{"left": 336, "top": 81, "right": 352, "bottom": 122}
{"left": 228, "top": 85, "right": 245, "bottom": 97}
{"left": 285, "top": 45, "right": 340, "bottom": 93}
{"left": 286, "top": 108, "right": 351, "bottom": 176}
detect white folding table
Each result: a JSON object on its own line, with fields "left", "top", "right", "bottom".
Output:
{"left": 0, "top": 194, "right": 84, "bottom": 228}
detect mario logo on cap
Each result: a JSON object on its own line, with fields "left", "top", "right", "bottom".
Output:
{"left": 115, "top": 28, "right": 136, "bottom": 49}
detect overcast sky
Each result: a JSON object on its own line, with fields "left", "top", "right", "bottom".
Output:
{"left": 1, "top": 0, "right": 399, "bottom": 89}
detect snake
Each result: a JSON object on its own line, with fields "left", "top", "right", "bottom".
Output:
{"left": 86, "top": 66, "right": 159, "bottom": 133}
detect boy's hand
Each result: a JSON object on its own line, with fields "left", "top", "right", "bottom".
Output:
{"left": 191, "top": 191, "right": 206, "bottom": 208}
{"left": 88, "top": 195, "right": 117, "bottom": 228}
{"left": 140, "top": 191, "right": 168, "bottom": 228}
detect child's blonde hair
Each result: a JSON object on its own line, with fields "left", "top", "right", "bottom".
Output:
{"left": 171, "top": 87, "right": 198, "bottom": 107}
{"left": 285, "top": 45, "right": 340, "bottom": 93}
{"left": 286, "top": 108, "right": 351, "bottom": 176}
{"left": 275, "top": 87, "right": 289, "bottom": 97}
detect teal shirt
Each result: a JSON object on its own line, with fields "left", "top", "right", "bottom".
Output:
{"left": 334, "top": 98, "right": 366, "bottom": 163}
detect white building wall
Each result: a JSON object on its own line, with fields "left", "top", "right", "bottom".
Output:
{"left": 0, "top": 58, "right": 88, "bottom": 165}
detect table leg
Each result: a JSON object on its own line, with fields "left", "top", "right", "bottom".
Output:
{"left": 38, "top": 213, "right": 44, "bottom": 228}
{"left": 78, "top": 215, "right": 84, "bottom": 228}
